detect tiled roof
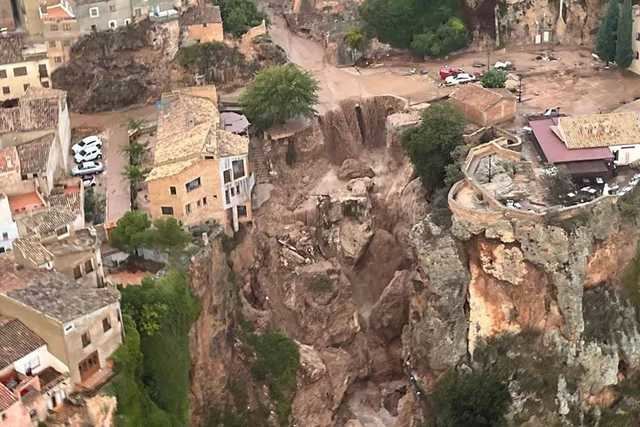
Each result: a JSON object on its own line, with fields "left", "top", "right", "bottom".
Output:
{"left": 148, "top": 87, "right": 249, "bottom": 181}
{"left": 181, "top": 4, "right": 222, "bottom": 25}
{"left": 0, "top": 383, "right": 16, "bottom": 411}
{"left": 43, "top": 4, "right": 75, "bottom": 19}
{"left": 0, "top": 87, "right": 65, "bottom": 134}
{"left": 0, "top": 256, "right": 119, "bottom": 322}
{"left": 221, "top": 112, "right": 250, "bottom": 134}
{"left": 0, "top": 33, "right": 23, "bottom": 66}
{"left": 8, "top": 192, "right": 45, "bottom": 215}
{"left": 47, "top": 191, "right": 81, "bottom": 215}
{"left": 12, "top": 236, "right": 53, "bottom": 267}
{"left": 0, "top": 317, "right": 46, "bottom": 370}
{"left": 449, "top": 84, "right": 515, "bottom": 112}
{"left": 557, "top": 112, "right": 640, "bottom": 149}
{"left": 0, "top": 147, "right": 19, "bottom": 174}
{"left": 16, "top": 133, "right": 55, "bottom": 175}
{"left": 18, "top": 208, "right": 76, "bottom": 236}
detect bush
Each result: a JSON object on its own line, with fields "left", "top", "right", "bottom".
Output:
{"left": 344, "top": 28, "right": 367, "bottom": 51}
{"left": 431, "top": 369, "right": 511, "bottom": 427}
{"left": 215, "top": 0, "right": 266, "bottom": 37}
{"left": 409, "top": 18, "right": 468, "bottom": 57}
{"left": 401, "top": 103, "right": 465, "bottom": 193}
{"left": 481, "top": 68, "right": 507, "bottom": 88}
{"left": 540, "top": 165, "right": 575, "bottom": 206}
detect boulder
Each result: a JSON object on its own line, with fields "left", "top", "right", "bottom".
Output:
{"left": 370, "top": 270, "right": 411, "bottom": 342}
{"left": 338, "top": 159, "right": 375, "bottom": 180}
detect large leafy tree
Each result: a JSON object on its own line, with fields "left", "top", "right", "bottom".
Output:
{"left": 148, "top": 217, "right": 191, "bottom": 253}
{"left": 110, "top": 210, "right": 151, "bottom": 255}
{"left": 481, "top": 68, "right": 507, "bottom": 88}
{"left": 240, "top": 64, "right": 319, "bottom": 130}
{"left": 596, "top": 0, "right": 619, "bottom": 64}
{"left": 215, "top": 0, "right": 265, "bottom": 37}
{"left": 616, "top": 0, "right": 634, "bottom": 68}
{"left": 401, "top": 103, "right": 465, "bottom": 193}
{"left": 431, "top": 369, "right": 512, "bottom": 427}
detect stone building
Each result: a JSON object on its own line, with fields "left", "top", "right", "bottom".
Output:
{"left": 146, "top": 86, "right": 254, "bottom": 231}
{"left": 40, "top": 0, "right": 81, "bottom": 70}
{"left": 629, "top": 5, "right": 640, "bottom": 75}
{"left": 449, "top": 84, "right": 516, "bottom": 126}
{"left": 76, "top": 0, "right": 133, "bottom": 33}
{"left": 0, "top": 194, "right": 18, "bottom": 254}
{"left": 181, "top": 4, "right": 223, "bottom": 44}
{"left": 0, "top": 257, "right": 122, "bottom": 385}
{"left": 0, "top": 34, "right": 51, "bottom": 101}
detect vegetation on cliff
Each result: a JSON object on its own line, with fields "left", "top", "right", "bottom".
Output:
{"left": 359, "top": 0, "right": 468, "bottom": 57}
{"left": 110, "top": 211, "right": 191, "bottom": 256}
{"left": 112, "top": 271, "right": 200, "bottom": 426}
{"left": 214, "top": 0, "right": 266, "bottom": 37}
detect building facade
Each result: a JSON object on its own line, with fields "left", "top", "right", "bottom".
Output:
{"left": 76, "top": 0, "right": 134, "bottom": 33}
{"left": 0, "top": 35, "right": 50, "bottom": 101}
{"left": 449, "top": 84, "right": 517, "bottom": 126}
{"left": 40, "top": 0, "right": 82, "bottom": 70}
{"left": 0, "top": 195, "right": 19, "bottom": 254}
{"left": 630, "top": 5, "right": 640, "bottom": 75}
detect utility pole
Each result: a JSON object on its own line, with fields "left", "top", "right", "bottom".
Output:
{"left": 518, "top": 74, "right": 523, "bottom": 103}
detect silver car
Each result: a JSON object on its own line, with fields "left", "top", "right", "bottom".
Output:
{"left": 72, "top": 161, "right": 104, "bottom": 176}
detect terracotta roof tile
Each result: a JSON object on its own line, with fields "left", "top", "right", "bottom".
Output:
{"left": 16, "top": 134, "right": 55, "bottom": 175}
{"left": 181, "top": 4, "right": 222, "bottom": 25}
{"left": 0, "top": 34, "right": 23, "bottom": 65}
{"left": 557, "top": 112, "right": 640, "bottom": 149}
{"left": 449, "top": 84, "right": 515, "bottom": 112}
{"left": 0, "top": 383, "right": 16, "bottom": 411}
{"left": 17, "top": 208, "right": 76, "bottom": 236}
{"left": 0, "top": 317, "right": 46, "bottom": 370}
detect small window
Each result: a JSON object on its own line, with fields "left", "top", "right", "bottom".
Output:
{"left": 102, "top": 317, "right": 111, "bottom": 332}
{"left": 223, "top": 170, "right": 231, "bottom": 183}
{"left": 134, "top": 7, "right": 142, "bottom": 17}
{"left": 0, "top": 70, "right": 5, "bottom": 78}
{"left": 196, "top": 199, "right": 201, "bottom": 207}
{"left": 225, "top": 190, "right": 230, "bottom": 204}
{"left": 236, "top": 184, "right": 240, "bottom": 194}
{"left": 108, "top": 20, "right": 117, "bottom": 29}
{"left": 42, "top": 81, "right": 49, "bottom": 88}
{"left": 23, "top": 84, "right": 29, "bottom": 91}
{"left": 230, "top": 187, "right": 235, "bottom": 196}
{"left": 49, "top": 41, "right": 57, "bottom": 48}
{"left": 1, "top": 232, "right": 8, "bottom": 240}
{"left": 73, "top": 265, "right": 82, "bottom": 279}
{"left": 109, "top": 4, "right": 116, "bottom": 12}
{"left": 124, "top": 18, "right": 131, "bottom": 25}
{"left": 238, "top": 205, "right": 247, "bottom": 218}
{"left": 89, "top": 7, "right": 99, "bottom": 17}
{"left": 91, "top": 24, "right": 97, "bottom": 32}
{"left": 81, "top": 332, "right": 91, "bottom": 348}
{"left": 63, "top": 40, "right": 71, "bottom": 47}
{"left": 50, "top": 23, "right": 59, "bottom": 31}
{"left": 63, "top": 23, "right": 71, "bottom": 31}
{"left": 185, "top": 177, "right": 201, "bottom": 192}
{"left": 64, "top": 324, "right": 74, "bottom": 333}
{"left": 161, "top": 206, "right": 174, "bottom": 215}
{"left": 13, "top": 66, "right": 27, "bottom": 77}
{"left": 169, "top": 186, "right": 176, "bottom": 195}
{"left": 38, "top": 64, "right": 48, "bottom": 77}
{"left": 84, "top": 259, "right": 94, "bottom": 273}
{"left": 1, "top": 413, "right": 6, "bottom": 421}
{"left": 117, "top": 310, "right": 121, "bottom": 322}
{"left": 637, "top": 32, "right": 640, "bottom": 41}
{"left": 185, "top": 203, "right": 191, "bottom": 214}
{"left": 54, "top": 56, "right": 62, "bottom": 64}
{"left": 232, "top": 159, "right": 245, "bottom": 179}
{"left": 56, "top": 226, "right": 68, "bottom": 236}
{"left": 202, "top": 197, "right": 207, "bottom": 205}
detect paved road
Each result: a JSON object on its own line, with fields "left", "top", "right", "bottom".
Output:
{"left": 71, "top": 105, "right": 157, "bottom": 226}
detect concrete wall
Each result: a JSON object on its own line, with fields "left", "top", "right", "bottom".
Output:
{"left": 77, "top": 0, "right": 132, "bottom": 33}
{"left": 450, "top": 97, "right": 516, "bottom": 127}
{"left": 0, "top": 195, "right": 18, "bottom": 253}
{"left": 0, "top": 400, "right": 32, "bottom": 427}
{"left": 53, "top": 248, "right": 103, "bottom": 287}
{"left": 611, "top": 144, "right": 640, "bottom": 166}
{"left": 0, "top": 59, "right": 49, "bottom": 101}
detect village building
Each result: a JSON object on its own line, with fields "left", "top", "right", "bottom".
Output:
{"left": 0, "top": 194, "right": 19, "bottom": 254}
{"left": 181, "top": 4, "right": 223, "bottom": 44}
{"left": 629, "top": 5, "right": 640, "bottom": 75}
{"left": 0, "top": 257, "right": 122, "bottom": 385}
{"left": 131, "top": 0, "right": 177, "bottom": 20}
{"left": 0, "top": 0, "right": 21, "bottom": 32}
{"left": 40, "top": 0, "right": 81, "bottom": 70}
{"left": 449, "top": 84, "right": 517, "bottom": 127}
{"left": 146, "top": 86, "right": 254, "bottom": 231}
{"left": 76, "top": 0, "right": 133, "bottom": 33}
{"left": 530, "top": 112, "right": 640, "bottom": 177}
{"left": 0, "top": 34, "right": 51, "bottom": 101}
{"left": 0, "top": 316, "right": 71, "bottom": 423}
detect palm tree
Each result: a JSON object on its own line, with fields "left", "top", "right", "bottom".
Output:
{"left": 122, "top": 140, "right": 147, "bottom": 165}
{"left": 123, "top": 165, "right": 149, "bottom": 208}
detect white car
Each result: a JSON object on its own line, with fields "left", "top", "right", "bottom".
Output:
{"left": 72, "top": 136, "right": 103, "bottom": 154}
{"left": 74, "top": 147, "right": 102, "bottom": 163}
{"left": 445, "top": 73, "right": 476, "bottom": 86}
{"left": 82, "top": 175, "right": 97, "bottom": 187}
{"left": 543, "top": 107, "right": 560, "bottom": 117}
{"left": 72, "top": 161, "right": 104, "bottom": 176}
{"left": 494, "top": 61, "right": 513, "bottom": 70}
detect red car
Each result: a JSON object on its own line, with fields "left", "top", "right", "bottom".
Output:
{"left": 439, "top": 66, "right": 463, "bottom": 80}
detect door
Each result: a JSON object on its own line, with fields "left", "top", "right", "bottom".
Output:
{"left": 78, "top": 351, "right": 100, "bottom": 382}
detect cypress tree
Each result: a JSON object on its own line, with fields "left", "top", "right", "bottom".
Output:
{"left": 596, "top": 0, "right": 619, "bottom": 64}
{"left": 616, "top": 0, "right": 634, "bottom": 68}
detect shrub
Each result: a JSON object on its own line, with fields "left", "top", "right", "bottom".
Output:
{"left": 215, "top": 0, "right": 266, "bottom": 37}
{"left": 409, "top": 18, "right": 468, "bottom": 58}
{"left": 344, "top": 28, "right": 366, "bottom": 51}
{"left": 481, "top": 68, "right": 507, "bottom": 88}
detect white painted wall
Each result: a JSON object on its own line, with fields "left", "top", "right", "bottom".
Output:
{"left": 0, "top": 195, "right": 19, "bottom": 252}
{"left": 610, "top": 144, "right": 640, "bottom": 166}
{"left": 12, "top": 345, "right": 69, "bottom": 377}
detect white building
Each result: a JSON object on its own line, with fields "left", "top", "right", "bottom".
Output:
{"left": 0, "top": 194, "right": 18, "bottom": 253}
{"left": 630, "top": 5, "right": 640, "bottom": 75}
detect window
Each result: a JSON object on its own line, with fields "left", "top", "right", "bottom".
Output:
{"left": 81, "top": 332, "right": 91, "bottom": 348}
{"left": 185, "top": 177, "right": 201, "bottom": 192}
{"left": 1, "top": 413, "right": 5, "bottom": 421}
{"left": 0, "top": 70, "right": 5, "bottom": 78}
{"left": 91, "top": 24, "right": 97, "bottom": 32}
{"left": 63, "top": 23, "right": 71, "bottom": 31}
{"left": 38, "top": 64, "right": 48, "bottom": 77}
{"left": 84, "top": 259, "right": 94, "bottom": 273}
{"left": 124, "top": 18, "right": 131, "bottom": 25}
{"left": 169, "top": 186, "right": 176, "bottom": 195}
{"left": 223, "top": 170, "right": 231, "bottom": 184}
{"left": 232, "top": 159, "right": 245, "bottom": 179}
{"left": 225, "top": 190, "right": 230, "bottom": 204}
{"left": 56, "top": 225, "right": 68, "bottom": 236}
{"left": 117, "top": 310, "right": 121, "bottom": 323}
{"left": 23, "top": 84, "right": 29, "bottom": 91}
{"left": 42, "top": 81, "right": 49, "bottom": 88}
{"left": 236, "top": 184, "right": 240, "bottom": 194}
{"left": 637, "top": 32, "right": 640, "bottom": 41}
{"left": 64, "top": 324, "right": 74, "bottom": 333}
{"left": 63, "top": 40, "right": 71, "bottom": 47}
{"left": 238, "top": 205, "right": 247, "bottom": 218}
{"left": 102, "top": 317, "right": 111, "bottom": 332}
{"left": 108, "top": 20, "right": 117, "bottom": 29}
{"left": 49, "top": 41, "right": 57, "bottom": 48}
{"left": 1, "top": 232, "right": 7, "bottom": 240}
{"left": 185, "top": 203, "right": 191, "bottom": 214}
{"left": 54, "top": 56, "right": 62, "bottom": 64}
{"left": 109, "top": 4, "right": 116, "bottom": 11}
{"left": 89, "top": 7, "right": 99, "bottom": 17}
{"left": 73, "top": 265, "right": 82, "bottom": 279}
{"left": 13, "top": 66, "right": 27, "bottom": 77}
{"left": 196, "top": 199, "right": 201, "bottom": 207}
{"left": 230, "top": 187, "right": 235, "bottom": 196}
{"left": 134, "top": 7, "right": 142, "bottom": 17}
{"left": 161, "top": 206, "right": 174, "bottom": 215}
{"left": 202, "top": 197, "right": 207, "bottom": 205}
{"left": 50, "top": 23, "right": 59, "bottom": 31}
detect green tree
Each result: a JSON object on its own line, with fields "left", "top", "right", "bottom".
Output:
{"left": 344, "top": 28, "right": 366, "bottom": 51}
{"left": 110, "top": 210, "right": 151, "bottom": 254}
{"left": 84, "top": 187, "right": 106, "bottom": 224}
{"left": 617, "top": 0, "right": 634, "bottom": 68}
{"left": 147, "top": 217, "right": 191, "bottom": 253}
{"left": 411, "top": 33, "right": 440, "bottom": 57}
{"left": 122, "top": 140, "right": 147, "bottom": 166}
{"left": 240, "top": 64, "right": 319, "bottom": 130}
{"left": 215, "top": 0, "right": 266, "bottom": 37}
{"left": 401, "top": 103, "right": 465, "bottom": 193}
{"left": 123, "top": 164, "right": 149, "bottom": 207}
{"left": 596, "top": 0, "right": 619, "bottom": 64}
{"left": 481, "top": 68, "right": 507, "bottom": 88}
{"left": 431, "top": 370, "right": 511, "bottom": 427}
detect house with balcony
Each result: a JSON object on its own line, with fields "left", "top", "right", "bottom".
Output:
{"left": 146, "top": 85, "right": 254, "bottom": 231}
{"left": 0, "top": 257, "right": 122, "bottom": 385}
{"left": 0, "top": 34, "right": 51, "bottom": 101}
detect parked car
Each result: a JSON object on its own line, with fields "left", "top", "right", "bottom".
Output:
{"left": 72, "top": 161, "right": 104, "bottom": 176}
{"left": 82, "top": 175, "right": 97, "bottom": 188}
{"left": 445, "top": 73, "right": 476, "bottom": 86}
{"left": 74, "top": 146, "right": 102, "bottom": 163}
{"left": 543, "top": 107, "right": 561, "bottom": 117}
{"left": 439, "top": 66, "right": 464, "bottom": 80}
{"left": 494, "top": 61, "right": 513, "bottom": 70}
{"left": 72, "top": 136, "right": 103, "bottom": 154}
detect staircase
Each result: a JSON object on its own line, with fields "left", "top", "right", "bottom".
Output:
{"left": 250, "top": 137, "right": 270, "bottom": 184}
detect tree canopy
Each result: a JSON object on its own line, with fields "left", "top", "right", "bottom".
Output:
{"left": 401, "top": 103, "right": 465, "bottom": 193}
{"left": 616, "top": 0, "right": 634, "bottom": 68}
{"left": 215, "top": 0, "right": 266, "bottom": 37}
{"left": 110, "top": 211, "right": 191, "bottom": 255}
{"left": 360, "top": 0, "right": 468, "bottom": 56}
{"left": 240, "top": 64, "right": 319, "bottom": 130}
{"left": 431, "top": 369, "right": 511, "bottom": 427}
{"left": 481, "top": 68, "right": 507, "bottom": 88}
{"left": 596, "top": 0, "right": 620, "bottom": 63}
